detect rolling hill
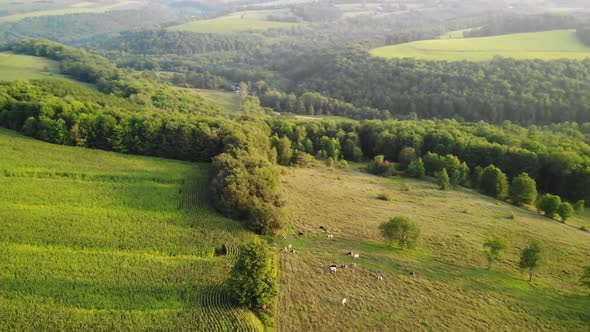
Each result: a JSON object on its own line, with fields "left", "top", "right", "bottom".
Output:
{"left": 370, "top": 30, "right": 590, "bottom": 61}
{"left": 0, "top": 128, "right": 262, "bottom": 331}
{"left": 276, "top": 166, "right": 590, "bottom": 331}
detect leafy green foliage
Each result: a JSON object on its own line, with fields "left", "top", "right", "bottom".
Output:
{"left": 379, "top": 216, "right": 420, "bottom": 249}
{"left": 407, "top": 157, "right": 425, "bottom": 178}
{"left": 398, "top": 146, "right": 416, "bottom": 170}
{"left": 479, "top": 165, "right": 509, "bottom": 199}
{"left": 574, "top": 200, "right": 585, "bottom": 212}
{"left": 438, "top": 168, "right": 450, "bottom": 190}
{"left": 483, "top": 236, "right": 509, "bottom": 270}
{"left": 229, "top": 242, "right": 278, "bottom": 320}
{"left": 519, "top": 241, "right": 542, "bottom": 282}
{"left": 557, "top": 202, "right": 574, "bottom": 222}
{"left": 510, "top": 173, "right": 538, "bottom": 206}
{"left": 536, "top": 194, "right": 562, "bottom": 219}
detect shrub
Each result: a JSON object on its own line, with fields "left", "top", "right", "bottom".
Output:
{"left": 291, "top": 150, "right": 314, "bottom": 167}
{"left": 483, "top": 236, "right": 509, "bottom": 270}
{"left": 379, "top": 216, "right": 420, "bottom": 249}
{"left": 557, "top": 202, "right": 574, "bottom": 222}
{"left": 398, "top": 146, "right": 417, "bottom": 170}
{"left": 536, "top": 193, "right": 561, "bottom": 219}
{"left": 438, "top": 168, "right": 450, "bottom": 190}
{"left": 377, "top": 192, "right": 393, "bottom": 201}
{"left": 407, "top": 157, "right": 425, "bottom": 178}
{"left": 519, "top": 241, "right": 542, "bottom": 282}
{"left": 574, "top": 200, "right": 585, "bottom": 212}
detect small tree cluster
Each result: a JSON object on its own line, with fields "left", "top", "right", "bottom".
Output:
{"left": 229, "top": 242, "right": 278, "bottom": 322}
{"left": 536, "top": 194, "right": 574, "bottom": 222}
{"left": 407, "top": 157, "right": 425, "bottom": 178}
{"left": 479, "top": 165, "right": 509, "bottom": 199}
{"left": 367, "top": 155, "right": 395, "bottom": 176}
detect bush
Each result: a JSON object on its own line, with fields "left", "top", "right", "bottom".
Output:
{"left": 379, "top": 216, "right": 420, "bottom": 249}
{"left": 557, "top": 202, "right": 574, "bottom": 222}
{"left": 407, "top": 157, "right": 425, "bottom": 178}
{"left": 479, "top": 165, "right": 509, "bottom": 199}
{"left": 229, "top": 242, "right": 278, "bottom": 320}
{"left": 291, "top": 150, "right": 314, "bottom": 167}
{"left": 510, "top": 173, "right": 537, "bottom": 206}
{"left": 248, "top": 204, "right": 283, "bottom": 235}
{"left": 367, "top": 155, "right": 394, "bottom": 176}
{"left": 438, "top": 168, "right": 450, "bottom": 190}
{"left": 574, "top": 200, "right": 585, "bottom": 212}
{"left": 536, "top": 193, "right": 561, "bottom": 219}
{"left": 377, "top": 192, "right": 393, "bottom": 201}
{"left": 398, "top": 146, "right": 417, "bottom": 170}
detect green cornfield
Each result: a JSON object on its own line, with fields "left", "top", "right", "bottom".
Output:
{"left": 0, "top": 128, "right": 263, "bottom": 331}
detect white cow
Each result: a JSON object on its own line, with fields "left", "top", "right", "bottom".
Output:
{"left": 377, "top": 276, "right": 383, "bottom": 281}
{"left": 330, "top": 266, "right": 337, "bottom": 273}
{"left": 342, "top": 298, "right": 347, "bottom": 306}
{"left": 353, "top": 254, "right": 360, "bottom": 259}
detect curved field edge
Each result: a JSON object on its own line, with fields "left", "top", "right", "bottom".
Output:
{"left": 370, "top": 30, "right": 590, "bottom": 61}
{"left": 0, "top": 128, "right": 263, "bottom": 331}
{"left": 276, "top": 166, "right": 590, "bottom": 331}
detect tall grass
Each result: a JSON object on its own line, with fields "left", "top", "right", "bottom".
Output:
{"left": 0, "top": 128, "right": 262, "bottom": 331}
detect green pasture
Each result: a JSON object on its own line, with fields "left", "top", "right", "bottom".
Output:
{"left": 0, "top": 128, "right": 262, "bottom": 331}
{"left": 371, "top": 30, "right": 590, "bottom": 61}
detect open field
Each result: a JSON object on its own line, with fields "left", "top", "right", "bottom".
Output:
{"left": 276, "top": 166, "right": 590, "bottom": 331}
{"left": 0, "top": 52, "right": 61, "bottom": 80}
{"left": 168, "top": 10, "right": 298, "bottom": 34}
{"left": 370, "top": 30, "right": 590, "bottom": 61}
{"left": 0, "top": 128, "right": 262, "bottom": 331}
{"left": 0, "top": 0, "right": 144, "bottom": 23}
{"left": 195, "top": 89, "right": 241, "bottom": 113}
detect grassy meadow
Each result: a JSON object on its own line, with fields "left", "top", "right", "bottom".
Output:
{"left": 0, "top": 52, "right": 61, "bottom": 81}
{"left": 194, "top": 89, "right": 241, "bottom": 113}
{"left": 167, "top": 10, "right": 298, "bottom": 34}
{"left": 276, "top": 166, "right": 590, "bottom": 331}
{"left": 0, "top": 0, "right": 143, "bottom": 23}
{"left": 0, "top": 128, "right": 262, "bottom": 331}
{"left": 370, "top": 30, "right": 590, "bottom": 61}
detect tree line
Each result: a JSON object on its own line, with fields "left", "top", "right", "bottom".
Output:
{"left": 464, "top": 13, "right": 583, "bottom": 38}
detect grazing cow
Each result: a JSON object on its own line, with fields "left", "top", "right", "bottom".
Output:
{"left": 347, "top": 252, "right": 353, "bottom": 256}
{"left": 377, "top": 276, "right": 383, "bottom": 281}
{"left": 319, "top": 226, "right": 326, "bottom": 231}
{"left": 290, "top": 249, "right": 296, "bottom": 254}
{"left": 342, "top": 298, "right": 347, "bottom": 306}
{"left": 330, "top": 265, "right": 337, "bottom": 273}
{"left": 288, "top": 244, "right": 292, "bottom": 249}
{"left": 340, "top": 264, "right": 347, "bottom": 269}
{"left": 282, "top": 235, "right": 287, "bottom": 240}
{"left": 298, "top": 231, "right": 304, "bottom": 236}
{"left": 353, "top": 254, "right": 360, "bottom": 259}
{"left": 351, "top": 263, "right": 357, "bottom": 268}
{"left": 280, "top": 247, "right": 287, "bottom": 252}
{"left": 327, "top": 234, "right": 334, "bottom": 239}
{"left": 409, "top": 272, "right": 416, "bottom": 277}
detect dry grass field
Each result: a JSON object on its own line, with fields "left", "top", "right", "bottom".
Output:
{"left": 276, "top": 166, "right": 590, "bottom": 331}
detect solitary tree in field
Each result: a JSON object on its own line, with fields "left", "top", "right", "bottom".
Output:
{"left": 483, "top": 236, "right": 509, "bottom": 270}
{"left": 581, "top": 266, "right": 590, "bottom": 294}
{"left": 519, "top": 241, "right": 542, "bottom": 282}
{"left": 438, "top": 168, "right": 450, "bottom": 190}
{"left": 536, "top": 194, "right": 561, "bottom": 219}
{"left": 510, "top": 173, "right": 537, "bottom": 206}
{"left": 379, "top": 216, "right": 420, "bottom": 250}
{"left": 557, "top": 202, "right": 574, "bottom": 222}
{"left": 479, "top": 165, "right": 509, "bottom": 199}
{"left": 229, "top": 242, "right": 277, "bottom": 318}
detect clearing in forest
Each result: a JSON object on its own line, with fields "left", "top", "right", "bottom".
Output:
{"left": 0, "top": 128, "right": 262, "bottom": 331}
{"left": 167, "top": 10, "right": 298, "bottom": 34}
{"left": 277, "top": 166, "right": 590, "bottom": 331}
{"left": 370, "top": 30, "right": 590, "bottom": 61}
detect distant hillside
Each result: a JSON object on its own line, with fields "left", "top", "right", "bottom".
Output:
{"left": 370, "top": 30, "right": 590, "bottom": 61}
